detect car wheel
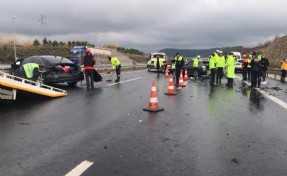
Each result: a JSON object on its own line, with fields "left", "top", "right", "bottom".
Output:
{"left": 67, "top": 81, "right": 77, "bottom": 87}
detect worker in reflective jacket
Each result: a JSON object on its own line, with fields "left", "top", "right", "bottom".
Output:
{"left": 247, "top": 55, "right": 252, "bottom": 80}
{"left": 215, "top": 51, "right": 225, "bottom": 84}
{"left": 170, "top": 56, "right": 176, "bottom": 81}
{"left": 193, "top": 55, "right": 200, "bottom": 80}
{"left": 280, "top": 57, "right": 287, "bottom": 82}
{"left": 225, "top": 52, "right": 236, "bottom": 87}
{"left": 209, "top": 51, "right": 217, "bottom": 86}
{"left": 22, "top": 62, "right": 40, "bottom": 81}
{"left": 109, "top": 56, "right": 121, "bottom": 83}
{"left": 154, "top": 55, "right": 164, "bottom": 77}
{"left": 174, "top": 52, "right": 184, "bottom": 87}
{"left": 242, "top": 55, "right": 249, "bottom": 81}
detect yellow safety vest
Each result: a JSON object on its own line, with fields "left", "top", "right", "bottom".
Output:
{"left": 23, "top": 63, "right": 39, "bottom": 79}
{"left": 111, "top": 57, "right": 121, "bottom": 69}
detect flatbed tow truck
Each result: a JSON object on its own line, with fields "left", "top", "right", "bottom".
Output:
{"left": 0, "top": 69, "right": 67, "bottom": 101}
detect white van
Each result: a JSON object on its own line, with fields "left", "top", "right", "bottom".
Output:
{"left": 232, "top": 51, "right": 242, "bottom": 72}
{"left": 147, "top": 52, "right": 167, "bottom": 72}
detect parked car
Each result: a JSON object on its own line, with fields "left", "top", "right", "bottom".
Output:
{"left": 235, "top": 59, "right": 243, "bottom": 73}
{"left": 147, "top": 52, "right": 167, "bottom": 72}
{"left": 184, "top": 60, "right": 207, "bottom": 77}
{"left": 12, "top": 55, "right": 84, "bottom": 86}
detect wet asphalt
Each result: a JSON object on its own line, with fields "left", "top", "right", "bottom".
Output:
{"left": 0, "top": 70, "right": 287, "bottom": 176}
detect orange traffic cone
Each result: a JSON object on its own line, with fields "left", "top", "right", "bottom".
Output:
{"left": 165, "top": 74, "right": 177, "bottom": 95}
{"left": 184, "top": 68, "right": 189, "bottom": 81}
{"left": 178, "top": 70, "right": 186, "bottom": 87}
{"left": 143, "top": 80, "right": 164, "bottom": 112}
{"left": 165, "top": 67, "right": 169, "bottom": 78}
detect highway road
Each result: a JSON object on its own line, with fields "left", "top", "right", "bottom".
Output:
{"left": 1, "top": 70, "right": 287, "bottom": 176}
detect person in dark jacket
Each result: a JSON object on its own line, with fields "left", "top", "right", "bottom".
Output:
{"left": 261, "top": 55, "right": 269, "bottom": 83}
{"left": 83, "top": 49, "right": 95, "bottom": 88}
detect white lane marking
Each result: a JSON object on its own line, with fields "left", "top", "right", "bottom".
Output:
{"left": 65, "top": 160, "right": 94, "bottom": 176}
{"left": 235, "top": 75, "right": 287, "bottom": 110}
{"left": 101, "top": 70, "right": 146, "bottom": 76}
{"left": 107, "top": 77, "right": 142, "bottom": 86}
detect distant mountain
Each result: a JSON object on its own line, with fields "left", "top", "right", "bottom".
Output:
{"left": 159, "top": 46, "right": 243, "bottom": 57}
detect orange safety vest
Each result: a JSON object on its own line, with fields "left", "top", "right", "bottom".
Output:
{"left": 281, "top": 61, "right": 287, "bottom": 70}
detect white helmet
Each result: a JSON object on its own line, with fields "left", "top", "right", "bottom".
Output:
{"left": 197, "top": 55, "right": 200, "bottom": 58}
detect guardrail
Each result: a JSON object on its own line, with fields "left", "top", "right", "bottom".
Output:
{"left": 266, "top": 68, "right": 283, "bottom": 80}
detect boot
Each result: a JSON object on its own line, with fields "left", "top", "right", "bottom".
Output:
{"left": 115, "top": 76, "right": 120, "bottom": 83}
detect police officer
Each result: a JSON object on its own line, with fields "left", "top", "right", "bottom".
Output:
{"left": 250, "top": 52, "right": 262, "bottom": 88}
{"left": 209, "top": 51, "right": 218, "bottom": 86}
{"left": 174, "top": 52, "right": 184, "bottom": 87}
{"left": 215, "top": 50, "right": 225, "bottom": 84}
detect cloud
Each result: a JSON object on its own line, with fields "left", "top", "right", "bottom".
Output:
{"left": 1, "top": 0, "right": 287, "bottom": 53}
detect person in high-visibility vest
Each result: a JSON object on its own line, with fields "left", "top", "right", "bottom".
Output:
{"left": 22, "top": 62, "right": 40, "bottom": 81}
{"left": 174, "top": 52, "right": 184, "bottom": 87}
{"left": 209, "top": 51, "right": 218, "bottom": 86}
{"left": 247, "top": 55, "right": 252, "bottom": 80}
{"left": 170, "top": 55, "right": 176, "bottom": 81}
{"left": 225, "top": 52, "right": 236, "bottom": 87}
{"left": 108, "top": 56, "right": 121, "bottom": 83}
{"left": 193, "top": 55, "right": 199, "bottom": 80}
{"left": 242, "top": 55, "right": 249, "bottom": 81}
{"left": 154, "top": 55, "right": 164, "bottom": 77}
{"left": 280, "top": 57, "right": 287, "bottom": 82}
{"left": 215, "top": 51, "right": 225, "bottom": 84}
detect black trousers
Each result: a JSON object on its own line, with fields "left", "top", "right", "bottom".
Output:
{"left": 176, "top": 68, "right": 182, "bottom": 86}
{"left": 210, "top": 68, "right": 216, "bottom": 85}
{"left": 281, "top": 70, "right": 286, "bottom": 82}
{"left": 242, "top": 67, "right": 247, "bottom": 80}
{"left": 247, "top": 68, "right": 251, "bottom": 80}
{"left": 261, "top": 69, "right": 267, "bottom": 81}
{"left": 251, "top": 70, "right": 261, "bottom": 87}
{"left": 116, "top": 64, "right": 121, "bottom": 80}
{"left": 85, "top": 69, "right": 94, "bottom": 87}
{"left": 216, "top": 67, "right": 223, "bottom": 83}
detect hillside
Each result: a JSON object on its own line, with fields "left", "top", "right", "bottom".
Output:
{"left": 259, "top": 35, "right": 287, "bottom": 67}
{"left": 0, "top": 45, "right": 146, "bottom": 65}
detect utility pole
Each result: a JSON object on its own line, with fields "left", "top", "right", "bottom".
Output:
{"left": 38, "top": 15, "right": 47, "bottom": 39}
{"left": 12, "top": 15, "right": 17, "bottom": 61}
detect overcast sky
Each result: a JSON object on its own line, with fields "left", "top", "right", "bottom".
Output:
{"left": 1, "top": 0, "right": 287, "bottom": 53}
